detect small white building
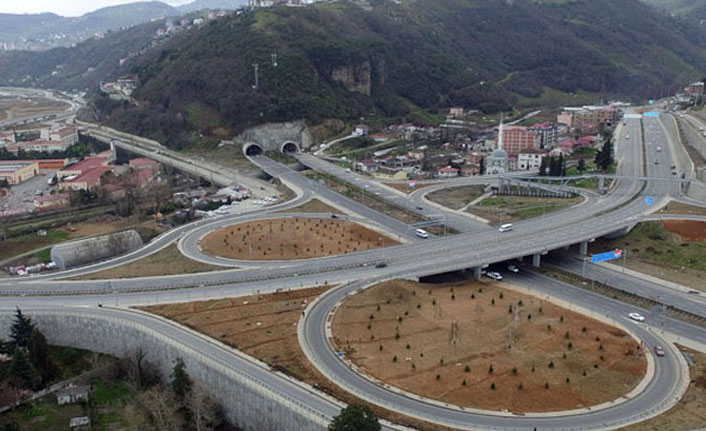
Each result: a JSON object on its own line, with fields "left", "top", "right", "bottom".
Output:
{"left": 437, "top": 166, "right": 459, "bottom": 178}
{"left": 69, "top": 416, "right": 91, "bottom": 430}
{"left": 57, "top": 385, "right": 89, "bottom": 405}
{"left": 518, "top": 152, "right": 544, "bottom": 171}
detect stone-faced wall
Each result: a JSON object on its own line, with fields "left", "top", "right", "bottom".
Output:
{"left": 0, "top": 309, "right": 330, "bottom": 431}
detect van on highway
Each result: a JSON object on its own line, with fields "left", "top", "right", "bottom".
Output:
{"left": 415, "top": 229, "right": 429, "bottom": 239}
{"left": 498, "top": 223, "right": 513, "bottom": 232}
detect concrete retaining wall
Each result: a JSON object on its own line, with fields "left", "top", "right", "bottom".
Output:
{"left": 51, "top": 230, "right": 143, "bottom": 270}
{"left": 238, "top": 121, "right": 313, "bottom": 151}
{"left": 0, "top": 310, "right": 325, "bottom": 431}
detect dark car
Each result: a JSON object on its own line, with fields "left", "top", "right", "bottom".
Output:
{"left": 375, "top": 262, "right": 388, "bottom": 268}
{"left": 416, "top": 206, "right": 424, "bottom": 211}
{"left": 331, "top": 214, "right": 339, "bottom": 219}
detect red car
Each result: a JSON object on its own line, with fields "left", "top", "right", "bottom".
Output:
{"left": 653, "top": 345, "right": 665, "bottom": 357}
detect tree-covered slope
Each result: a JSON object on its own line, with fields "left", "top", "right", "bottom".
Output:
{"left": 4, "top": 0, "right": 706, "bottom": 147}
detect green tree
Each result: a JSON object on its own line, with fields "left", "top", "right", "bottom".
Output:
{"left": 539, "top": 156, "right": 549, "bottom": 176}
{"left": 595, "top": 140, "right": 614, "bottom": 172}
{"left": 328, "top": 405, "right": 381, "bottom": 431}
{"left": 28, "top": 329, "right": 59, "bottom": 385}
{"left": 10, "top": 308, "right": 35, "bottom": 351}
{"left": 171, "top": 357, "right": 193, "bottom": 399}
{"left": 10, "top": 349, "right": 39, "bottom": 390}
{"left": 577, "top": 158, "right": 586, "bottom": 172}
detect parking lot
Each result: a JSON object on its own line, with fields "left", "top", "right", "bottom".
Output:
{"left": 0, "top": 170, "right": 57, "bottom": 216}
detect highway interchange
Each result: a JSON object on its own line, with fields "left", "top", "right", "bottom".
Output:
{"left": 1, "top": 104, "right": 706, "bottom": 430}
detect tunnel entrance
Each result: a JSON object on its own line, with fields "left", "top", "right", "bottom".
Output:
{"left": 281, "top": 142, "right": 300, "bottom": 154}
{"left": 244, "top": 143, "right": 264, "bottom": 156}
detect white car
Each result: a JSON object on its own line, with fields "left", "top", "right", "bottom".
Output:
{"left": 628, "top": 312, "right": 645, "bottom": 322}
{"left": 507, "top": 265, "right": 519, "bottom": 273}
{"left": 486, "top": 272, "right": 503, "bottom": 281}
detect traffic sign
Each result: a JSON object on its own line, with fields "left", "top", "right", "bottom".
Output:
{"left": 649, "top": 100, "right": 655, "bottom": 105}
{"left": 645, "top": 196, "right": 654, "bottom": 205}
{"left": 591, "top": 249, "right": 622, "bottom": 264}
{"left": 408, "top": 181, "right": 416, "bottom": 188}
{"left": 644, "top": 112, "right": 660, "bottom": 117}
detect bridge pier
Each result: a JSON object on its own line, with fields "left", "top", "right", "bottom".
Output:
{"left": 579, "top": 241, "right": 589, "bottom": 256}
{"left": 474, "top": 267, "right": 482, "bottom": 280}
{"left": 598, "top": 177, "right": 606, "bottom": 194}
{"left": 532, "top": 254, "right": 541, "bottom": 268}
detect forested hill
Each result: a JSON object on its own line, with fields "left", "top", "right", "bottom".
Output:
{"left": 5, "top": 0, "right": 706, "bottom": 147}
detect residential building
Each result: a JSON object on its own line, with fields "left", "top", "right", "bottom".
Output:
{"left": 517, "top": 151, "right": 544, "bottom": 171}
{"left": 355, "top": 159, "right": 378, "bottom": 173}
{"left": 58, "top": 156, "right": 109, "bottom": 179}
{"left": 57, "top": 385, "right": 90, "bottom": 405}
{"left": 69, "top": 416, "right": 91, "bottom": 430}
{"left": 353, "top": 125, "right": 369, "bottom": 136}
{"left": 449, "top": 107, "right": 464, "bottom": 118}
{"left": 495, "top": 126, "right": 539, "bottom": 156}
{"left": 557, "top": 112, "right": 573, "bottom": 128}
{"left": 34, "top": 193, "right": 71, "bottom": 212}
{"left": 563, "top": 106, "right": 618, "bottom": 130}
{"left": 528, "top": 122, "right": 558, "bottom": 149}
{"left": 0, "top": 160, "right": 38, "bottom": 185}
{"left": 57, "top": 166, "right": 112, "bottom": 191}
{"left": 460, "top": 163, "right": 480, "bottom": 176}
{"left": 50, "top": 125, "right": 79, "bottom": 147}
{"left": 437, "top": 166, "right": 459, "bottom": 178}
{"left": 129, "top": 157, "right": 160, "bottom": 171}
{"left": 684, "top": 81, "right": 705, "bottom": 96}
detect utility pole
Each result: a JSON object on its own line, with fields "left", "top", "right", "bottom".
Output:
{"left": 252, "top": 63, "right": 259, "bottom": 89}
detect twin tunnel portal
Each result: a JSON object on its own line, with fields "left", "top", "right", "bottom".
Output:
{"left": 244, "top": 140, "right": 300, "bottom": 156}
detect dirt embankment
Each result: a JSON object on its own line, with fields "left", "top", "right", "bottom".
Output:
{"left": 201, "top": 217, "right": 398, "bottom": 260}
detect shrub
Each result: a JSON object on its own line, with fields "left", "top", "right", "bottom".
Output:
{"left": 462, "top": 379, "right": 467, "bottom": 386}
{"left": 531, "top": 365, "right": 535, "bottom": 372}
{"left": 512, "top": 366, "right": 518, "bottom": 375}
{"left": 582, "top": 326, "right": 587, "bottom": 332}
{"left": 508, "top": 305, "right": 513, "bottom": 313}
{"left": 379, "top": 345, "right": 383, "bottom": 351}
{"left": 492, "top": 298, "right": 495, "bottom": 305}
{"left": 440, "top": 358, "right": 444, "bottom": 365}
{"left": 566, "top": 377, "right": 570, "bottom": 383}
{"left": 560, "top": 315, "right": 564, "bottom": 323}
{"left": 471, "top": 294, "right": 475, "bottom": 299}
{"left": 369, "top": 314, "right": 374, "bottom": 320}
{"left": 417, "top": 304, "right": 421, "bottom": 309}
{"left": 562, "top": 353, "right": 567, "bottom": 359}
{"left": 518, "top": 300, "right": 523, "bottom": 307}
{"left": 528, "top": 314, "right": 532, "bottom": 320}
{"left": 564, "top": 331, "right": 570, "bottom": 339}
{"left": 395, "top": 333, "right": 400, "bottom": 340}
{"left": 518, "top": 382, "right": 523, "bottom": 390}
{"left": 489, "top": 364, "right": 494, "bottom": 374}
{"left": 568, "top": 342, "right": 573, "bottom": 350}
{"left": 547, "top": 324, "right": 552, "bottom": 330}
{"left": 548, "top": 361, "right": 555, "bottom": 369}
{"left": 432, "top": 299, "right": 436, "bottom": 305}
{"left": 393, "top": 355, "right": 397, "bottom": 362}
{"left": 436, "top": 374, "right": 441, "bottom": 381}
{"left": 451, "top": 294, "right": 456, "bottom": 300}
{"left": 465, "top": 365, "right": 471, "bottom": 372}
{"left": 406, "top": 344, "right": 410, "bottom": 350}
{"left": 599, "top": 344, "right": 604, "bottom": 351}
{"left": 491, "top": 382, "right": 496, "bottom": 390}
{"left": 545, "top": 381, "right": 550, "bottom": 389}
{"left": 377, "top": 304, "right": 381, "bottom": 311}
{"left": 499, "top": 292, "right": 504, "bottom": 299}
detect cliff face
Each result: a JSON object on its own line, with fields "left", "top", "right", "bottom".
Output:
{"left": 331, "top": 61, "right": 372, "bottom": 96}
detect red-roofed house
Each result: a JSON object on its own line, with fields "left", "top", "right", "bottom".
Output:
{"left": 6, "top": 139, "right": 71, "bottom": 154}
{"left": 558, "top": 139, "right": 577, "bottom": 153}
{"left": 58, "top": 166, "right": 112, "bottom": 191}
{"left": 50, "top": 125, "right": 79, "bottom": 147}
{"left": 129, "top": 158, "right": 159, "bottom": 171}
{"left": 34, "top": 193, "right": 71, "bottom": 212}
{"left": 437, "top": 166, "right": 459, "bottom": 178}
{"left": 577, "top": 136, "right": 598, "bottom": 147}
{"left": 355, "top": 159, "right": 378, "bottom": 173}
{"left": 58, "top": 156, "right": 109, "bottom": 178}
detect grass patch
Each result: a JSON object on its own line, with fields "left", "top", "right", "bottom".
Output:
{"left": 426, "top": 185, "right": 487, "bottom": 210}
{"left": 91, "top": 378, "right": 133, "bottom": 407}
{"left": 70, "top": 243, "right": 222, "bottom": 280}
{"left": 468, "top": 194, "right": 583, "bottom": 223}
{"left": 276, "top": 198, "right": 341, "bottom": 214}
{"left": 35, "top": 248, "right": 51, "bottom": 263}
{"left": 590, "top": 221, "right": 706, "bottom": 273}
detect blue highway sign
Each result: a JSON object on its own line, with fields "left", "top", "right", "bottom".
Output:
{"left": 591, "top": 249, "right": 623, "bottom": 264}
{"left": 645, "top": 196, "right": 654, "bottom": 205}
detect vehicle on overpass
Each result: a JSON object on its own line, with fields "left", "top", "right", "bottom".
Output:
{"left": 498, "top": 223, "right": 513, "bottom": 232}
{"left": 415, "top": 228, "right": 429, "bottom": 239}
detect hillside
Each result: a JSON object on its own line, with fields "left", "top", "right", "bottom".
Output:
{"left": 3, "top": 0, "right": 706, "bottom": 148}
{"left": 0, "top": 2, "right": 179, "bottom": 50}
{"left": 179, "top": 0, "right": 249, "bottom": 13}
{"left": 640, "top": 0, "right": 706, "bottom": 16}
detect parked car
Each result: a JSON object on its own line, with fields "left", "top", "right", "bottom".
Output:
{"left": 486, "top": 271, "right": 503, "bottom": 281}
{"left": 375, "top": 262, "right": 388, "bottom": 268}
{"left": 628, "top": 312, "right": 645, "bottom": 322}
{"left": 653, "top": 345, "right": 665, "bottom": 357}
{"left": 507, "top": 265, "right": 519, "bottom": 273}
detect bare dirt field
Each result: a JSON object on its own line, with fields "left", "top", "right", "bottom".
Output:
{"left": 662, "top": 220, "right": 706, "bottom": 242}
{"left": 275, "top": 198, "right": 341, "bottom": 214}
{"left": 622, "top": 346, "right": 706, "bottom": 431}
{"left": 0, "top": 97, "right": 69, "bottom": 121}
{"left": 141, "top": 287, "right": 458, "bottom": 431}
{"left": 426, "top": 185, "right": 487, "bottom": 210}
{"left": 332, "top": 279, "right": 647, "bottom": 413}
{"left": 71, "top": 244, "right": 221, "bottom": 280}
{"left": 200, "top": 217, "right": 398, "bottom": 260}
